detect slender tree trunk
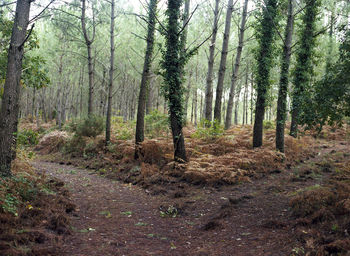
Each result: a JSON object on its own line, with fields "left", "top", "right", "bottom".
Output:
{"left": 135, "top": 0, "right": 157, "bottom": 154}
{"left": 0, "top": 0, "right": 31, "bottom": 176}
{"left": 106, "top": 0, "right": 116, "bottom": 144}
{"left": 81, "top": 0, "right": 95, "bottom": 116}
{"left": 225, "top": 0, "right": 249, "bottom": 129}
{"left": 204, "top": 0, "right": 220, "bottom": 123}
{"left": 234, "top": 84, "right": 242, "bottom": 125}
{"left": 213, "top": 0, "right": 234, "bottom": 123}
{"left": 276, "top": 0, "right": 294, "bottom": 152}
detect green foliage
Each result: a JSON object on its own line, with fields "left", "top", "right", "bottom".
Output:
{"left": 192, "top": 120, "right": 224, "bottom": 140}
{"left": 291, "top": 0, "right": 321, "bottom": 126}
{"left": 263, "top": 120, "right": 275, "bottom": 130}
{"left": 63, "top": 134, "right": 87, "bottom": 154}
{"left": 71, "top": 116, "right": 104, "bottom": 138}
{"left": 112, "top": 117, "right": 134, "bottom": 140}
{"left": 145, "top": 110, "right": 170, "bottom": 138}
{"left": 299, "top": 29, "right": 350, "bottom": 131}
{"left": 16, "top": 129, "right": 39, "bottom": 147}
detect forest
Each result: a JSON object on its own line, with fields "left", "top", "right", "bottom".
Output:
{"left": 0, "top": 0, "right": 350, "bottom": 255}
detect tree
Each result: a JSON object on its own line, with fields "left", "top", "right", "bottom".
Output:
{"left": 252, "top": 0, "right": 278, "bottom": 148}
{"left": 0, "top": 0, "right": 32, "bottom": 176}
{"left": 213, "top": 0, "right": 234, "bottom": 123}
{"left": 81, "top": 0, "right": 96, "bottom": 116}
{"left": 106, "top": 0, "right": 116, "bottom": 144}
{"left": 135, "top": 0, "right": 158, "bottom": 157}
{"left": 225, "top": 0, "right": 249, "bottom": 129}
{"left": 161, "top": 0, "right": 188, "bottom": 162}
{"left": 275, "top": 0, "right": 294, "bottom": 152}
{"left": 290, "top": 0, "right": 320, "bottom": 137}
{"left": 204, "top": 0, "right": 220, "bottom": 123}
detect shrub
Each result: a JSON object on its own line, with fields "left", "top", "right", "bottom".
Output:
{"left": 191, "top": 120, "right": 224, "bottom": 140}
{"left": 145, "top": 110, "right": 170, "bottom": 138}
{"left": 112, "top": 117, "right": 134, "bottom": 140}
{"left": 17, "top": 129, "right": 39, "bottom": 146}
{"left": 263, "top": 120, "right": 275, "bottom": 130}
{"left": 73, "top": 116, "right": 104, "bottom": 138}
{"left": 63, "top": 135, "right": 87, "bottom": 154}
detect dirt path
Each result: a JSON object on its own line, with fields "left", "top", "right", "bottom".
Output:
{"left": 32, "top": 145, "right": 340, "bottom": 256}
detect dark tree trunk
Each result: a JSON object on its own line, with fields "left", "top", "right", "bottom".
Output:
{"left": 0, "top": 0, "right": 31, "bottom": 176}
{"left": 213, "top": 0, "right": 234, "bottom": 123}
{"left": 225, "top": 0, "right": 249, "bottom": 129}
{"left": 253, "top": 0, "right": 278, "bottom": 147}
{"left": 135, "top": 0, "right": 158, "bottom": 157}
{"left": 204, "top": 0, "right": 220, "bottom": 123}
{"left": 290, "top": 0, "right": 319, "bottom": 137}
{"left": 276, "top": 0, "right": 294, "bottom": 152}
{"left": 106, "top": 0, "right": 116, "bottom": 144}
{"left": 162, "top": 0, "right": 187, "bottom": 162}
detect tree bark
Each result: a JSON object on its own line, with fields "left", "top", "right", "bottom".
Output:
{"left": 106, "top": 0, "right": 116, "bottom": 144}
{"left": 213, "top": 0, "right": 234, "bottom": 123}
{"left": 135, "top": 0, "right": 158, "bottom": 156}
{"left": 253, "top": 0, "right": 278, "bottom": 147}
{"left": 204, "top": 0, "right": 220, "bottom": 123}
{"left": 81, "top": 0, "right": 95, "bottom": 116}
{"left": 276, "top": 0, "right": 294, "bottom": 152}
{"left": 225, "top": 0, "right": 249, "bottom": 129}
{"left": 0, "top": 0, "right": 31, "bottom": 176}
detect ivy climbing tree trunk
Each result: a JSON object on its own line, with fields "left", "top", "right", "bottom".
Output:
{"left": 213, "top": 0, "right": 234, "bottom": 123}
{"left": 162, "top": 0, "right": 187, "bottom": 162}
{"left": 204, "top": 0, "right": 220, "bottom": 123}
{"left": 225, "top": 0, "right": 249, "bottom": 129}
{"left": 0, "top": 0, "right": 32, "bottom": 176}
{"left": 106, "top": 0, "right": 116, "bottom": 144}
{"left": 135, "top": 0, "right": 158, "bottom": 158}
{"left": 276, "top": 0, "right": 294, "bottom": 152}
{"left": 252, "top": 0, "right": 278, "bottom": 148}
{"left": 290, "top": 0, "right": 320, "bottom": 137}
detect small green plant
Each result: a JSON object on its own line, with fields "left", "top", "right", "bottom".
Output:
{"left": 191, "top": 120, "right": 224, "bottom": 140}
{"left": 159, "top": 205, "right": 178, "bottom": 218}
{"left": 263, "top": 120, "right": 275, "bottom": 130}
{"left": 16, "top": 129, "right": 39, "bottom": 146}
{"left": 145, "top": 110, "right": 170, "bottom": 138}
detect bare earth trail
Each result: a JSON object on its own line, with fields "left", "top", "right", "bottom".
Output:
{"left": 32, "top": 145, "right": 342, "bottom": 256}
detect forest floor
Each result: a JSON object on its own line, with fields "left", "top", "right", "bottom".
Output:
{"left": 31, "top": 139, "right": 349, "bottom": 256}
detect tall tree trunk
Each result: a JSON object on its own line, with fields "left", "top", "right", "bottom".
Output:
{"left": 0, "top": 0, "right": 31, "bottom": 176}
{"left": 106, "top": 0, "right": 116, "bottom": 144}
{"left": 162, "top": 0, "right": 188, "bottom": 162}
{"left": 290, "top": 0, "right": 319, "bottom": 137}
{"left": 204, "top": 0, "right": 220, "bottom": 123}
{"left": 225, "top": 0, "right": 249, "bottom": 129}
{"left": 276, "top": 0, "right": 294, "bottom": 152}
{"left": 213, "top": 0, "right": 234, "bottom": 123}
{"left": 253, "top": 0, "right": 278, "bottom": 147}
{"left": 135, "top": 0, "right": 158, "bottom": 156}
{"left": 81, "top": 0, "right": 95, "bottom": 116}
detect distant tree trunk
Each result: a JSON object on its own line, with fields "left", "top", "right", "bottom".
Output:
{"left": 276, "top": 0, "right": 294, "bottom": 152}
{"left": 253, "top": 0, "right": 278, "bottom": 147}
{"left": 184, "top": 70, "right": 192, "bottom": 121}
{"left": 225, "top": 0, "right": 249, "bottom": 129}
{"left": 106, "top": 0, "right": 116, "bottom": 144}
{"left": 250, "top": 73, "right": 254, "bottom": 124}
{"left": 213, "top": 0, "right": 234, "bottom": 123}
{"left": 81, "top": 0, "right": 95, "bottom": 116}
{"left": 290, "top": 0, "right": 320, "bottom": 137}
{"left": 234, "top": 84, "right": 242, "bottom": 125}
{"left": 135, "top": 0, "right": 158, "bottom": 157}
{"left": 162, "top": 0, "right": 187, "bottom": 162}
{"left": 204, "top": 0, "right": 220, "bottom": 123}
{"left": 0, "top": 0, "right": 31, "bottom": 176}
